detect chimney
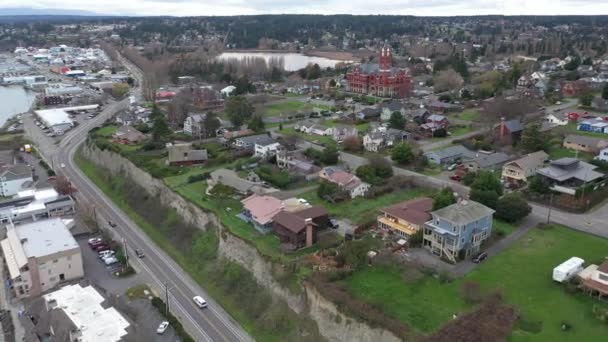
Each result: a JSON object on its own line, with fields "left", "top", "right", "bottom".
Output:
{"left": 500, "top": 117, "right": 507, "bottom": 137}
{"left": 305, "top": 218, "right": 314, "bottom": 247}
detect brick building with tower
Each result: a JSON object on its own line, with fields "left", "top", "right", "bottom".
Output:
{"left": 346, "top": 45, "right": 412, "bottom": 98}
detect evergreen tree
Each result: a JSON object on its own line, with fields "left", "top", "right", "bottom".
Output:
{"left": 247, "top": 115, "right": 266, "bottom": 132}
{"left": 433, "top": 187, "right": 457, "bottom": 210}
{"left": 389, "top": 111, "right": 406, "bottom": 129}
{"left": 225, "top": 96, "right": 253, "bottom": 127}
{"left": 520, "top": 122, "right": 549, "bottom": 153}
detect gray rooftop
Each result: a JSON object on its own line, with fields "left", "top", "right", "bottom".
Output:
{"left": 537, "top": 158, "right": 604, "bottom": 182}
{"left": 17, "top": 218, "right": 79, "bottom": 258}
{"left": 425, "top": 145, "right": 471, "bottom": 160}
{"left": 467, "top": 152, "right": 512, "bottom": 169}
{"left": 1, "top": 164, "right": 32, "bottom": 181}
{"left": 432, "top": 200, "right": 495, "bottom": 225}
{"left": 236, "top": 134, "right": 274, "bottom": 146}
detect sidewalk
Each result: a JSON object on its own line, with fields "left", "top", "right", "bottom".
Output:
{"left": 0, "top": 263, "right": 25, "bottom": 342}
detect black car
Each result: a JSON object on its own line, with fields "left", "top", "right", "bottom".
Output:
{"left": 135, "top": 249, "right": 145, "bottom": 258}
{"left": 472, "top": 251, "right": 488, "bottom": 263}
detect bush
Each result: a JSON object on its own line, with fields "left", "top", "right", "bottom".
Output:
{"left": 495, "top": 193, "right": 532, "bottom": 223}
{"left": 256, "top": 166, "right": 293, "bottom": 189}
{"left": 187, "top": 172, "right": 210, "bottom": 183}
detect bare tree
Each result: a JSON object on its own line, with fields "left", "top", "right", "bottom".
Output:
{"left": 54, "top": 175, "right": 76, "bottom": 196}
{"left": 433, "top": 68, "right": 464, "bottom": 93}
{"left": 167, "top": 90, "right": 192, "bottom": 127}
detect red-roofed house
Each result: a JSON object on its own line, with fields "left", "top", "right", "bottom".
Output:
{"left": 272, "top": 206, "right": 329, "bottom": 250}
{"left": 155, "top": 90, "right": 176, "bottom": 103}
{"left": 377, "top": 197, "right": 433, "bottom": 237}
{"left": 318, "top": 167, "right": 370, "bottom": 198}
{"left": 240, "top": 194, "right": 283, "bottom": 233}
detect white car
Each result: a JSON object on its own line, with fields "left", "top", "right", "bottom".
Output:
{"left": 60, "top": 163, "right": 65, "bottom": 168}
{"left": 98, "top": 250, "right": 115, "bottom": 259}
{"left": 103, "top": 256, "right": 119, "bottom": 265}
{"left": 193, "top": 296, "right": 208, "bottom": 308}
{"left": 156, "top": 321, "right": 169, "bottom": 334}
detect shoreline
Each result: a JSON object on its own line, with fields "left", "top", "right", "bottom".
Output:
{"left": 0, "top": 85, "right": 36, "bottom": 130}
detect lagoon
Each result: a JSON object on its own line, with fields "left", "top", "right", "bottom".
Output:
{"left": 217, "top": 52, "right": 349, "bottom": 71}
{"left": 0, "top": 86, "right": 36, "bottom": 126}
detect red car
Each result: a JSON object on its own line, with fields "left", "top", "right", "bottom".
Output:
{"left": 94, "top": 244, "right": 111, "bottom": 252}
{"left": 450, "top": 175, "right": 462, "bottom": 182}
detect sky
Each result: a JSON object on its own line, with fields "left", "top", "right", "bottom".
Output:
{"left": 2, "top": 0, "right": 607, "bottom": 17}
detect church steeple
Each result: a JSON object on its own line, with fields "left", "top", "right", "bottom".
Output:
{"left": 379, "top": 42, "right": 392, "bottom": 71}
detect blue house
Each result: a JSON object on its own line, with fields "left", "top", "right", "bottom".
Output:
{"left": 423, "top": 200, "right": 495, "bottom": 263}
{"left": 578, "top": 118, "right": 608, "bottom": 134}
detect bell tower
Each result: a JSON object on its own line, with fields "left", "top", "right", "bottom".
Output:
{"left": 379, "top": 43, "right": 392, "bottom": 72}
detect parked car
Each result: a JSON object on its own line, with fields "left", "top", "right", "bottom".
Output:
{"left": 88, "top": 237, "right": 103, "bottom": 247}
{"left": 449, "top": 175, "right": 461, "bottom": 182}
{"left": 103, "top": 256, "right": 119, "bottom": 265}
{"left": 328, "top": 219, "right": 339, "bottom": 229}
{"left": 156, "top": 321, "right": 169, "bottom": 334}
{"left": 98, "top": 250, "right": 115, "bottom": 259}
{"left": 472, "top": 251, "right": 488, "bottom": 263}
{"left": 94, "top": 244, "right": 111, "bottom": 252}
{"left": 446, "top": 163, "right": 458, "bottom": 171}
{"left": 193, "top": 296, "right": 208, "bottom": 308}
{"left": 135, "top": 249, "right": 145, "bottom": 258}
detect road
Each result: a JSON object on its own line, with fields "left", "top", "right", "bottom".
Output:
{"left": 26, "top": 54, "right": 252, "bottom": 342}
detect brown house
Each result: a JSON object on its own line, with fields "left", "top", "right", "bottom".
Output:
{"left": 272, "top": 206, "right": 328, "bottom": 250}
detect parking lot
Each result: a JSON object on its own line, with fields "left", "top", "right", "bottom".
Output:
{"left": 77, "top": 235, "right": 180, "bottom": 341}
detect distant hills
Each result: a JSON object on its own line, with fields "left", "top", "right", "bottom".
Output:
{"left": 0, "top": 7, "right": 108, "bottom": 16}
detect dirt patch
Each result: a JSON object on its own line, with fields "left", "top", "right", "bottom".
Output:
{"left": 422, "top": 293, "right": 518, "bottom": 342}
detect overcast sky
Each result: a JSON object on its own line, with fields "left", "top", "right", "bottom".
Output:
{"left": 3, "top": 0, "right": 606, "bottom": 17}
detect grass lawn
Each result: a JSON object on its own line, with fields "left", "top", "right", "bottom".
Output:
{"left": 428, "top": 125, "right": 474, "bottom": 142}
{"left": 301, "top": 188, "right": 429, "bottom": 224}
{"left": 356, "top": 122, "right": 371, "bottom": 134}
{"left": 342, "top": 225, "right": 608, "bottom": 340}
{"left": 456, "top": 110, "right": 479, "bottom": 122}
{"left": 95, "top": 125, "right": 117, "bottom": 137}
{"left": 279, "top": 127, "right": 335, "bottom": 146}
{"left": 492, "top": 218, "right": 517, "bottom": 236}
{"left": 262, "top": 100, "right": 311, "bottom": 117}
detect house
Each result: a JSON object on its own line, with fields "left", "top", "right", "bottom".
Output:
{"left": 424, "top": 145, "right": 471, "bottom": 165}
{"left": 276, "top": 148, "right": 320, "bottom": 179}
{"left": 409, "top": 108, "right": 431, "bottom": 124}
{"left": 536, "top": 158, "right": 604, "bottom": 196}
{"left": 112, "top": 125, "right": 145, "bottom": 144}
{"left": 427, "top": 101, "right": 463, "bottom": 113}
{"left": 272, "top": 206, "right": 329, "bottom": 250}
{"left": 221, "top": 85, "right": 236, "bottom": 97}
{"left": 502, "top": 151, "right": 549, "bottom": 186}
{"left": 363, "top": 127, "right": 407, "bottom": 152}
{"left": 210, "top": 169, "right": 275, "bottom": 195}
{"left": 544, "top": 111, "right": 570, "bottom": 126}
{"left": 426, "top": 114, "right": 449, "bottom": 128}
{"left": 0, "top": 188, "right": 74, "bottom": 224}
{"left": 356, "top": 107, "right": 382, "bottom": 121}
{"left": 423, "top": 200, "right": 495, "bottom": 263}
{"left": 578, "top": 118, "right": 608, "bottom": 134}
{"left": 254, "top": 139, "right": 281, "bottom": 159}
{"left": 155, "top": 90, "right": 176, "bottom": 103}
{"left": 1, "top": 218, "right": 84, "bottom": 298}
{"left": 26, "top": 284, "right": 130, "bottom": 342}
{"left": 563, "top": 134, "right": 608, "bottom": 153}
{"left": 233, "top": 133, "right": 274, "bottom": 150}
{"left": 379, "top": 101, "right": 407, "bottom": 121}
{"left": 183, "top": 113, "right": 206, "bottom": 137}
{"left": 221, "top": 129, "right": 255, "bottom": 143}
{"left": 115, "top": 108, "right": 150, "bottom": 126}
{"left": 166, "top": 143, "right": 208, "bottom": 166}
{"left": 319, "top": 167, "right": 370, "bottom": 198}
{"left": 461, "top": 151, "right": 512, "bottom": 172}
{"left": 517, "top": 74, "right": 533, "bottom": 88}
{"left": 330, "top": 125, "right": 358, "bottom": 142}
{"left": 299, "top": 123, "right": 332, "bottom": 136}
{"left": 579, "top": 261, "right": 608, "bottom": 299}
{"left": 562, "top": 80, "right": 587, "bottom": 97}
{"left": 377, "top": 197, "right": 433, "bottom": 237}
{"left": 595, "top": 147, "right": 608, "bottom": 161}
{"left": 0, "top": 164, "right": 33, "bottom": 197}
{"left": 240, "top": 194, "right": 284, "bottom": 233}
{"left": 493, "top": 118, "right": 524, "bottom": 141}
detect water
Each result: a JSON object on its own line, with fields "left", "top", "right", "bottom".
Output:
{"left": 0, "top": 86, "right": 36, "bottom": 126}
{"left": 217, "top": 52, "right": 348, "bottom": 71}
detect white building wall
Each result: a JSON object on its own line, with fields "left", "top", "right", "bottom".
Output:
{"left": 37, "top": 250, "right": 84, "bottom": 293}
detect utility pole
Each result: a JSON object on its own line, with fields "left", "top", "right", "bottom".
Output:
{"left": 546, "top": 192, "right": 554, "bottom": 224}
{"left": 122, "top": 237, "right": 129, "bottom": 267}
{"left": 164, "top": 282, "right": 170, "bottom": 317}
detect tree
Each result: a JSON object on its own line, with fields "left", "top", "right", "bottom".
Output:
{"left": 355, "top": 165, "right": 378, "bottom": 184}
{"left": 579, "top": 91, "right": 594, "bottom": 107}
{"left": 167, "top": 90, "right": 192, "bottom": 127}
{"left": 603, "top": 83, "right": 608, "bottom": 100}
{"left": 233, "top": 76, "right": 255, "bottom": 95}
{"left": 495, "top": 193, "right": 532, "bottom": 223}
{"left": 433, "top": 187, "right": 457, "bottom": 210}
{"left": 150, "top": 104, "right": 170, "bottom": 141}
{"left": 520, "top": 122, "right": 549, "bottom": 153}
{"left": 389, "top": 111, "right": 406, "bottom": 129}
{"left": 433, "top": 68, "right": 464, "bottom": 93}
{"left": 528, "top": 176, "right": 550, "bottom": 194}
{"left": 247, "top": 115, "right": 265, "bottom": 132}
{"left": 225, "top": 96, "right": 253, "bottom": 127}
{"left": 342, "top": 135, "right": 362, "bottom": 152}
{"left": 202, "top": 112, "right": 221, "bottom": 138}
{"left": 111, "top": 83, "right": 130, "bottom": 98}
{"left": 391, "top": 142, "right": 414, "bottom": 164}
{"left": 317, "top": 181, "right": 346, "bottom": 202}
{"left": 461, "top": 171, "right": 477, "bottom": 186}
{"left": 564, "top": 56, "right": 581, "bottom": 71}
{"left": 470, "top": 170, "right": 503, "bottom": 208}
{"left": 321, "top": 143, "right": 339, "bottom": 165}
{"left": 329, "top": 79, "right": 337, "bottom": 87}
{"left": 368, "top": 155, "right": 393, "bottom": 179}
{"left": 54, "top": 175, "right": 76, "bottom": 195}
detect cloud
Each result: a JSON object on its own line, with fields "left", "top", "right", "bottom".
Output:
{"left": 2, "top": 0, "right": 607, "bottom": 16}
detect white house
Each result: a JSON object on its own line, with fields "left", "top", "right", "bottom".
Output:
{"left": 221, "top": 85, "right": 236, "bottom": 97}
{"left": 544, "top": 112, "right": 569, "bottom": 126}
{"left": 595, "top": 147, "right": 608, "bottom": 161}
{"left": 183, "top": 113, "right": 206, "bottom": 136}
{"left": 0, "top": 164, "right": 33, "bottom": 197}
{"left": 254, "top": 140, "right": 281, "bottom": 159}
{"left": 1, "top": 218, "right": 84, "bottom": 298}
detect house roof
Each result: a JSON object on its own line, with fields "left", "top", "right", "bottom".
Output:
{"left": 537, "top": 158, "right": 604, "bottom": 182}
{"left": 424, "top": 145, "right": 470, "bottom": 160}
{"left": 467, "top": 152, "right": 512, "bottom": 169}
{"left": 494, "top": 119, "right": 524, "bottom": 133}
{"left": 113, "top": 125, "right": 145, "bottom": 142}
{"left": 431, "top": 200, "right": 495, "bottom": 225}
{"left": 236, "top": 134, "right": 274, "bottom": 146}
{"left": 505, "top": 151, "right": 548, "bottom": 171}
{"left": 380, "top": 197, "right": 433, "bottom": 225}
{"left": 598, "top": 261, "right": 608, "bottom": 274}
{"left": 273, "top": 206, "right": 328, "bottom": 234}
{"left": 427, "top": 114, "right": 446, "bottom": 122}
{"left": 241, "top": 194, "right": 283, "bottom": 225}
{"left": 0, "top": 164, "right": 32, "bottom": 181}
{"left": 564, "top": 134, "right": 608, "bottom": 148}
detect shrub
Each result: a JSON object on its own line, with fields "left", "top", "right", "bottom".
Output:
{"left": 187, "top": 172, "right": 210, "bottom": 183}
{"left": 495, "top": 193, "right": 532, "bottom": 222}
